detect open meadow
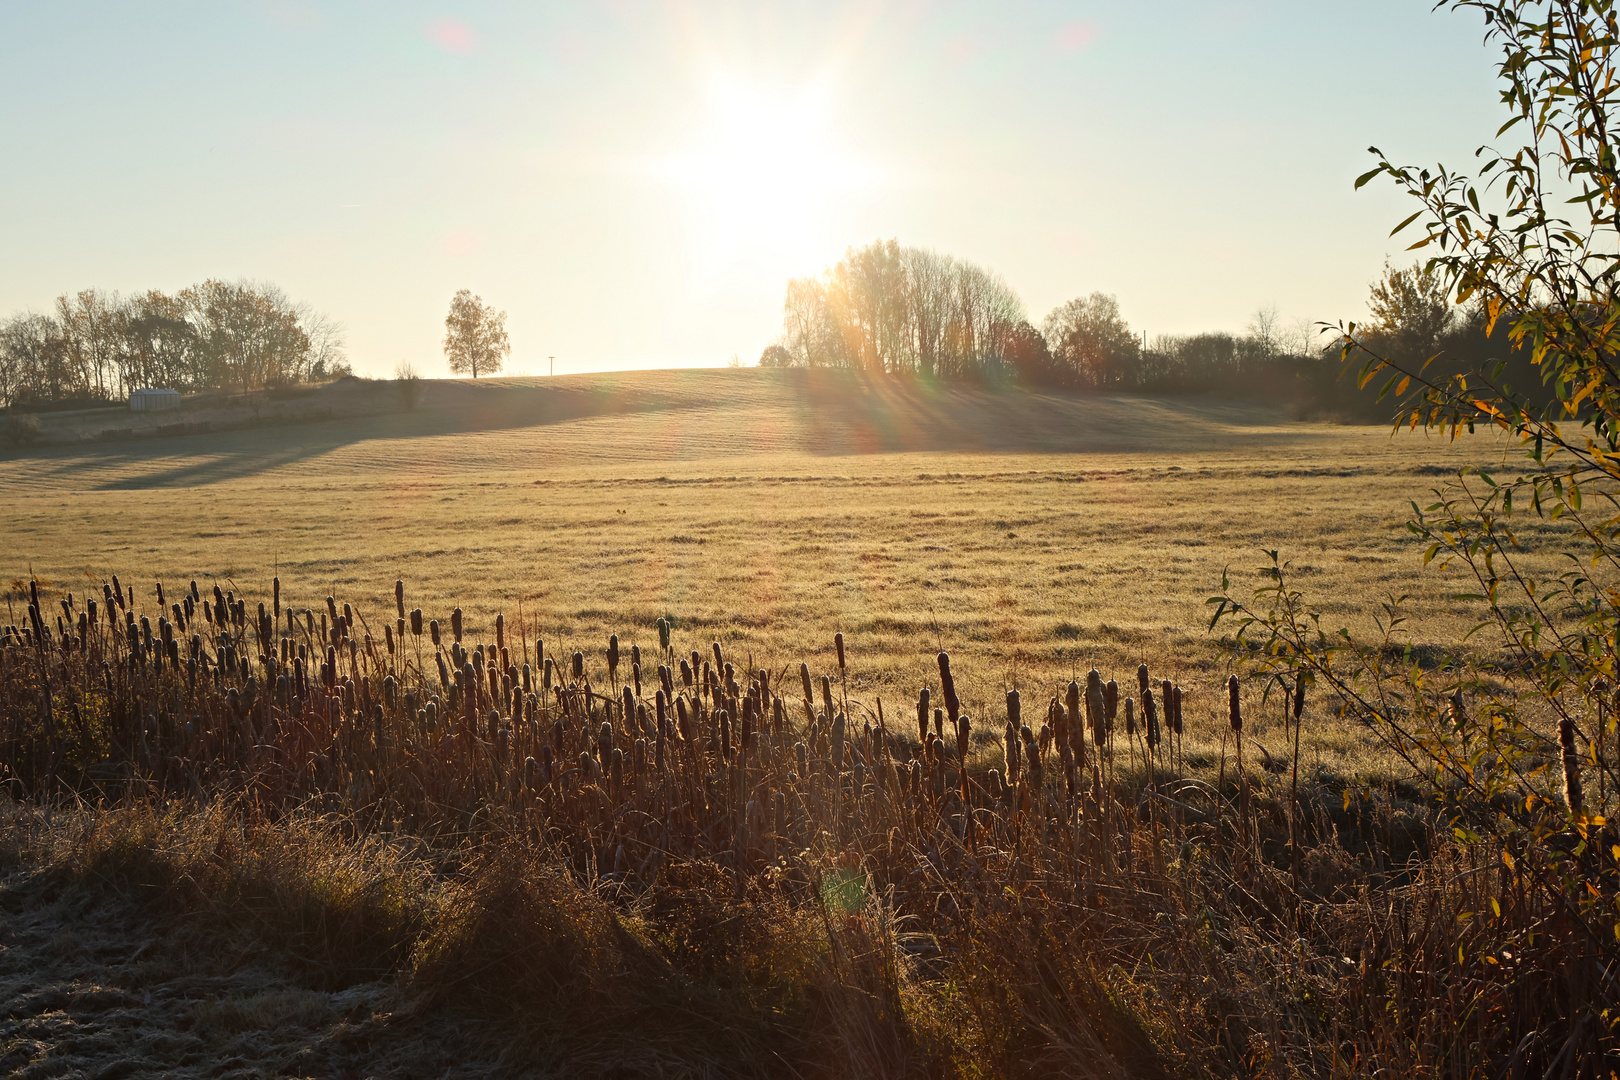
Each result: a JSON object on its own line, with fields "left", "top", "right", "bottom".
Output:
{"left": 3, "top": 368, "right": 1522, "bottom": 776}
{"left": 12, "top": 0, "right": 1620, "bottom": 1072}
{"left": 2, "top": 369, "right": 1604, "bottom": 1078}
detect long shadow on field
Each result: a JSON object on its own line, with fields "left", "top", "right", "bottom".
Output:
{"left": 4, "top": 371, "right": 743, "bottom": 490}
{"left": 0, "top": 369, "right": 1309, "bottom": 491}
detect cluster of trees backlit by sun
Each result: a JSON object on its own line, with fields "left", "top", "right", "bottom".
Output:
{"left": 762, "top": 240, "right": 1541, "bottom": 418}
{"left": 0, "top": 280, "right": 347, "bottom": 408}
{"left": 759, "top": 238, "right": 1315, "bottom": 388}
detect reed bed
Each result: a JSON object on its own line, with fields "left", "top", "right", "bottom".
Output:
{"left": 1, "top": 574, "right": 1612, "bottom": 1077}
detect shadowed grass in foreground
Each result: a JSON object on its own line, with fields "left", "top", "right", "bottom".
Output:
{"left": 0, "top": 573, "right": 1610, "bottom": 1076}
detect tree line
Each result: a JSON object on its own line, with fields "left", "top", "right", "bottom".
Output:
{"left": 761, "top": 240, "right": 1526, "bottom": 418}
{"left": 0, "top": 280, "right": 348, "bottom": 409}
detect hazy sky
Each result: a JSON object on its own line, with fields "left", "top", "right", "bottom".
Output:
{"left": 0, "top": 2, "right": 1503, "bottom": 377}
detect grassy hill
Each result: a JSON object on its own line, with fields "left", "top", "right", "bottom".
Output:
{"left": 11, "top": 367, "right": 1347, "bottom": 481}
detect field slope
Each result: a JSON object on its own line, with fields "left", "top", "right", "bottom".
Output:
{"left": 1, "top": 367, "right": 1515, "bottom": 769}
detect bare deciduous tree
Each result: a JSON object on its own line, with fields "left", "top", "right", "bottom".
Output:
{"left": 55, "top": 289, "right": 120, "bottom": 400}
{"left": 1244, "top": 304, "right": 1280, "bottom": 359}
{"left": 395, "top": 361, "right": 424, "bottom": 411}
{"left": 296, "top": 303, "right": 349, "bottom": 380}
{"left": 1290, "top": 317, "right": 1320, "bottom": 359}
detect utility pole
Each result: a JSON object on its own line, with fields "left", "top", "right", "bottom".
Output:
{"left": 549, "top": 356, "right": 555, "bottom": 377}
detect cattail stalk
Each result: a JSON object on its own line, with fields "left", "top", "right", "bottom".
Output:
{"left": 1290, "top": 673, "right": 1305, "bottom": 882}
{"left": 1229, "top": 674, "right": 1248, "bottom": 848}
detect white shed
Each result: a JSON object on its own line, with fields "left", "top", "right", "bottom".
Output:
{"left": 129, "top": 388, "right": 181, "bottom": 412}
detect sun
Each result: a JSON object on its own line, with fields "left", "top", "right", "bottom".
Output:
{"left": 655, "top": 76, "right": 874, "bottom": 276}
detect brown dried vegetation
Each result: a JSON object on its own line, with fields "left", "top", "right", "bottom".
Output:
{"left": 0, "top": 571, "right": 1611, "bottom": 1077}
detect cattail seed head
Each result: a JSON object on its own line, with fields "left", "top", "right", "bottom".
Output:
{"left": 1292, "top": 675, "right": 1306, "bottom": 721}
{"left": 1171, "top": 686, "right": 1184, "bottom": 736}
{"left": 835, "top": 631, "right": 845, "bottom": 671}
{"left": 395, "top": 579, "right": 404, "bottom": 619}
{"left": 676, "top": 696, "right": 693, "bottom": 742}
{"left": 1125, "top": 696, "right": 1136, "bottom": 735}
{"left": 1021, "top": 726, "right": 1043, "bottom": 782}
{"left": 571, "top": 651, "right": 585, "bottom": 682}
{"left": 712, "top": 640, "right": 724, "bottom": 671}
{"left": 1143, "top": 688, "right": 1160, "bottom": 751}
{"left": 429, "top": 619, "right": 441, "bottom": 646}
{"left": 607, "top": 634, "right": 620, "bottom": 674}
{"left": 1227, "top": 675, "right": 1242, "bottom": 733}
{"left": 1560, "top": 717, "right": 1584, "bottom": 814}
{"left": 410, "top": 609, "right": 423, "bottom": 636}
{"left": 1006, "top": 689, "right": 1021, "bottom": 730}
{"left": 1087, "top": 670, "right": 1106, "bottom": 736}
{"left": 451, "top": 607, "right": 463, "bottom": 642}
{"left": 1137, "top": 663, "right": 1150, "bottom": 698}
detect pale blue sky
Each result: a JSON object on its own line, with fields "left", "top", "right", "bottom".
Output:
{"left": 0, "top": 2, "right": 1501, "bottom": 376}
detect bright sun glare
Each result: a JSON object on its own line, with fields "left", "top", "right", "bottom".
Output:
{"left": 656, "top": 77, "right": 876, "bottom": 277}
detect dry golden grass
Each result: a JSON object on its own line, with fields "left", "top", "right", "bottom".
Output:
{"left": 0, "top": 367, "right": 1539, "bottom": 777}
{"left": 3, "top": 363, "right": 1611, "bottom": 1077}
